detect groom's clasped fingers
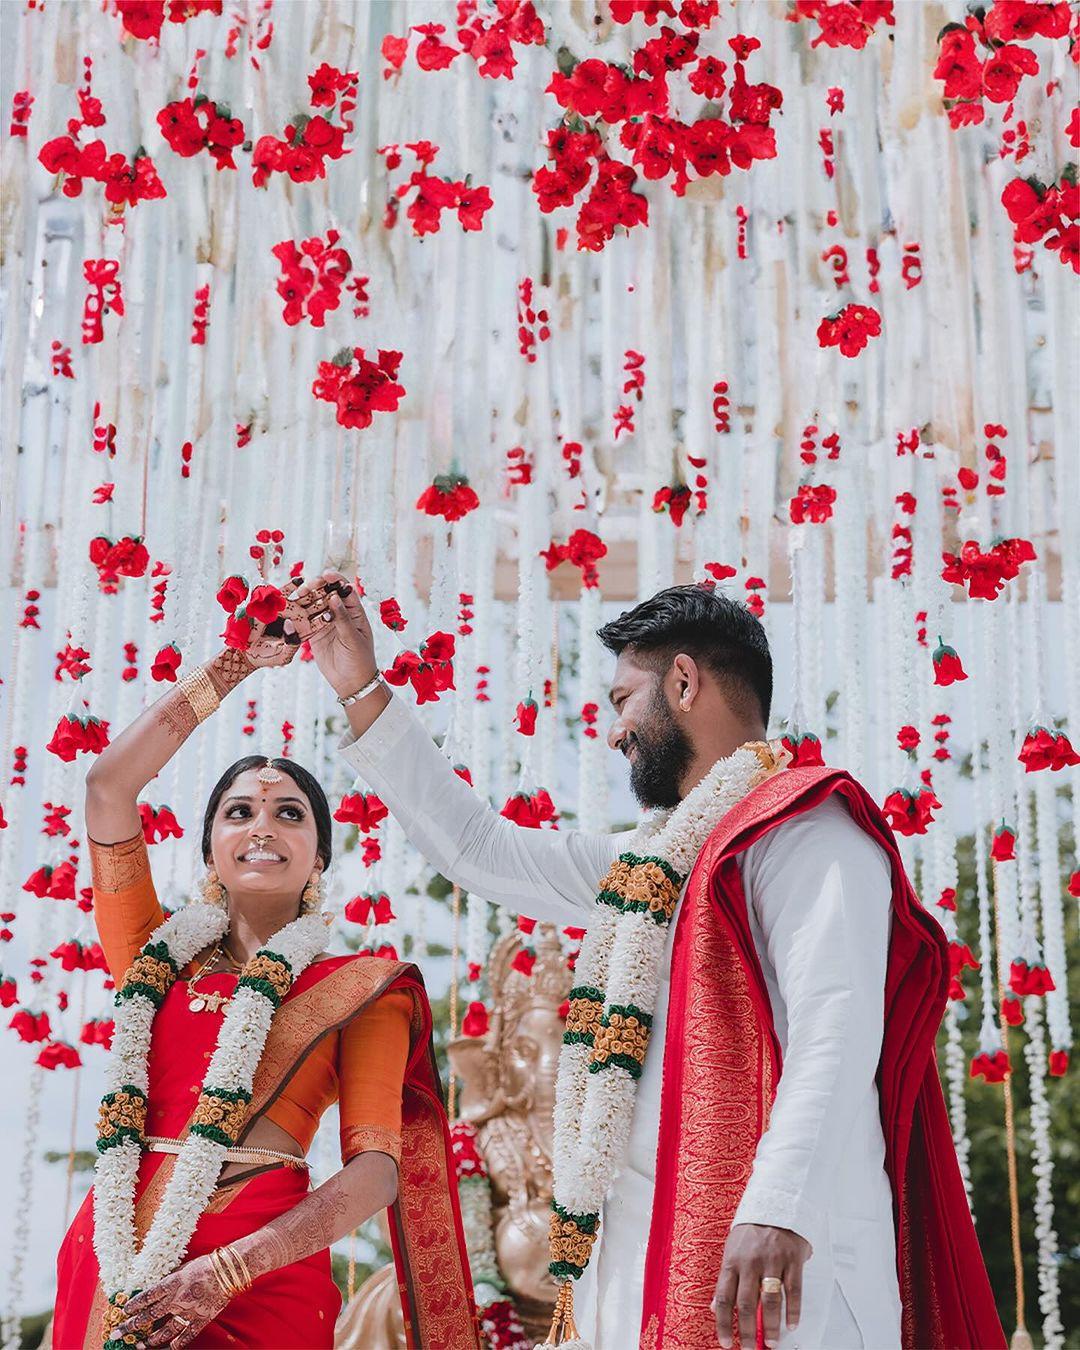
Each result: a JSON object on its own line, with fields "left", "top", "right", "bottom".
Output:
{"left": 282, "top": 575, "right": 338, "bottom": 643}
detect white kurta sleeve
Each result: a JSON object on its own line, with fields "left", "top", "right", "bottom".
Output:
{"left": 730, "top": 795, "right": 893, "bottom": 1246}
{"left": 338, "top": 693, "right": 627, "bottom": 926}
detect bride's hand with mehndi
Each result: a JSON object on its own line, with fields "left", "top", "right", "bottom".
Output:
{"left": 285, "top": 570, "right": 379, "bottom": 698}
{"left": 113, "top": 1255, "right": 229, "bottom": 1349}
{"left": 238, "top": 577, "right": 304, "bottom": 670}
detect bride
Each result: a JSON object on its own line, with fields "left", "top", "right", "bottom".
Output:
{"left": 53, "top": 579, "right": 478, "bottom": 1350}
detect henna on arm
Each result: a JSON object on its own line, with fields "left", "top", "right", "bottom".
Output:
{"left": 232, "top": 1152, "right": 399, "bottom": 1280}
{"left": 86, "top": 650, "right": 257, "bottom": 845}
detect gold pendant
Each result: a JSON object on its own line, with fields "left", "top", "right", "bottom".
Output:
{"left": 189, "top": 997, "right": 208, "bottom": 1013}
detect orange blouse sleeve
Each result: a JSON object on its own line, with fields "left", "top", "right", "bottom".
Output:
{"left": 338, "top": 987, "right": 413, "bottom": 1165}
{"left": 89, "top": 831, "right": 165, "bottom": 982}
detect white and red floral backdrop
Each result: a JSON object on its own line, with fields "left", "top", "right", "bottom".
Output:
{"left": 0, "top": 0, "right": 1077, "bottom": 1343}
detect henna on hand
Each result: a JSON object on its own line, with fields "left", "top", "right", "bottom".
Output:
{"left": 233, "top": 1152, "right": 397, "bottom": 1280}
{"left": 115, "top": 1256, "right": 227, "bottom": 1348}
{"left": 205, "top": 647, "right": 256, "bottom": 698}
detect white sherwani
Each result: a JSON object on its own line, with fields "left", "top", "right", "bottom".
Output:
{"left": 340, "top": 696, "right": 903, "bottom": 1350}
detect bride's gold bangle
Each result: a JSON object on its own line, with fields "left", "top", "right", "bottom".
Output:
{"left": 177, "top": 667, "right": 221, "bottom": 724}
{"left": 209, "top": 1244, "right": 252, "bottom": 1297}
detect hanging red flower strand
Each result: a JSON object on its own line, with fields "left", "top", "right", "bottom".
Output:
{"left": 312, "top": 348, "right": 405, "bottom": 430}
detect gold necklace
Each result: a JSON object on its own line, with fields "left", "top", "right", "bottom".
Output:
{"left": 186, "top": 943, "right": 241, "bottom": 1015}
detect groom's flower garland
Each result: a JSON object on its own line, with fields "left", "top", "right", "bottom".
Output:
{"left": 93, "top": 901, "right": 329, "bottom": 1347}
{"left": 541, "top": 742, "right": 787, "bottom": 1349}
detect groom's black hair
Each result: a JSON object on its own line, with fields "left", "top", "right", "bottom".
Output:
{"left": 597, "top": 584, "right": 772, "bottom": 726}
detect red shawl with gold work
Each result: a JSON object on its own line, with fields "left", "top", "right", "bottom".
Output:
{"left": 639, "top": 767, "right": 1004, "bottom": 1350}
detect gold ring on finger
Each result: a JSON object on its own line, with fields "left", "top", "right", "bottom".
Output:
{"left": 760, "top": 1276, "right": 783, "bottom": 1295}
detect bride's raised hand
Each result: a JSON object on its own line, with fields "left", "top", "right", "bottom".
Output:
{"left": 240, "top": 577, "right": 304, "bottom": 670}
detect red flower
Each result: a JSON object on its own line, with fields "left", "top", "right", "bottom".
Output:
{"left": 379, "top": 598, "right": 407, "bottom": 631}
{"left": 313, "top": 348, "right": 405, "bottom": 430}
{"left": 897, "top": 725, "right": 920, "bottom": 754}
{"left": 455, "top": 183, "right": 493, "bottom": 232}
{"left": 991, "top": 823, "right": 1016, "bottom": 861}
{"left": 941, "top": 537, "right": 1035, "bottom": 600}
{"left": 462, "top": 1001, "right": 490, "bottom": 1037}
{"left": 1009, "top": 959, "right": 1055, "bottom": 997}
{"left": 515, "top": 698, "right": 538, "bottom": 736}
{"left": 970, "top": 1050, "right": 1010, "bottom": 1083}
{"left": 788, "top": 483, "right": 837, "bottom": 525}
{"left": 780, "top": 733, "right": 824, "bottom": 767}
{"left": 1019, "top": 726, "right": 1080, "bottom": 773}
{"left": 501, "top": 789, "right": 558, "bottom": 829}
{"left": 422, "top": 631, "right": 456, "bottom": 663}
{"left": 1048, "top": 1049, "right": 1069, "bottom": 1077}
{"left": 881, "top": 786, "right": 939, "bottom": 836}
{"left": 817, "top": 304, "right": 881, "bottom": 357}
{"left": 150, "top": 644, "right": 182, "bottom": 683}
{"left": 333, "top": 792, "right": 388, "bottom": 832}
{"left": 1001, "top": 996, "right": 1024, "bottom": 1027}
{"left": 381, "top": 33, "right": 409, "bottom": 78}
{"left": 223, "top": 611, "right": 253, "bottom": 651}
{"left": 947, "top": 941, "right": 979, "bottom": 1001}
{"left": 937, "top": 887, "right": 957, "bottom": 912}
{"left": 46, "top": 714, "right": 109, "bottom": 762}
{"left": 934, "top": 27, "right": 983, "bottom": 101}
{"left": 246, "top": 584, "right": 287, "bottom": 626}
{"left": 415, "top": 474, "right": 480, "bottom": 522}
{"left": 981, "top": 44, "right": 1039, "bottom": 105}
{"left": 80, "top": 1018, "right": 115, "bottom": 1049}
{"left": 36, "top": 1040, "right": 82, "bottom": 1070}
{"left": 117, "top": 0, "right": 165, "bottom": 40}
{"left": 414, "top": 23, "right": 459, "bottom": 70}
{"left": 9, "top": 1009, "right": 51, "bottom": 1043}
{"left": 511, "top": 948, "right": 537, "bottom": 976}
{"left": 688, "top": 55, "right": 726, "bottom": 100}
{"left": 216, "top": 575, "right": 249, "bottom": 613}
{"left": 931, "top": 639, "right": 967, "bottom": 686}
{"left": 652, "top": 484, "right": 693, "bottom": 527}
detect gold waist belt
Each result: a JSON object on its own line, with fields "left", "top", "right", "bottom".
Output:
{"left": 145, "top": 1135, "right": 308, "bottom": 1169}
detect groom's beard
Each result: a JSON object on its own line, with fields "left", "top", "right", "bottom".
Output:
{"left": 624, "top": 683, "right": 695, "bottom": 811}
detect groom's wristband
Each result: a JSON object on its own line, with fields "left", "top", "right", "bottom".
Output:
{"left": 337, "top": 675, "right": 384, "bottom": 707}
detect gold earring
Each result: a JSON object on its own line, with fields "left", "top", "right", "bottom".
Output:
{"left": 200, "top": 868, "right": 228, "bottom": 910}
{"left": 299, "top": 870, "right": 324, "bottom": 915}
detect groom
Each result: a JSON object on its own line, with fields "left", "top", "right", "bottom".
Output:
{"left": 295, "top": 574, "right": 1002, "bottom": 1350}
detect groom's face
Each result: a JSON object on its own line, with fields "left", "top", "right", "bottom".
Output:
{"left": 608, "top": 655, "right": 695, "bottom": 810}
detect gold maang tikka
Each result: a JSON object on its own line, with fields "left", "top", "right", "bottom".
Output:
{"left": 257, "top": 758, "right": 284, "bottom": 785}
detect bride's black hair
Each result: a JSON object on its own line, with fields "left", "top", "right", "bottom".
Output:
{"left": 200, "top": 757, "right": 333, "bottom": 870}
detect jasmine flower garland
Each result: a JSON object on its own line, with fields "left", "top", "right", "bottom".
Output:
{"left": 540, "top": 742, "right": 788, "bottom": 1349}
{"left": 93, "top": 901, "right": 329, "bottom": 1347}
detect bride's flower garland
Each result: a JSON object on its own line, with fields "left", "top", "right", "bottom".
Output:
{"left": 94, "top": 901, "right": 329, "bottom": 1347}
{"left": 541, "top": 742, "right": 788, "bottom": 1349}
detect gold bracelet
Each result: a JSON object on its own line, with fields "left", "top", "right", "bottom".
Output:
{"left": 208, "top": 1248, "right": 235, "bottom": 1297}
{"left": 219, "top": 1242, "right": 253, "bottom": 1293}
{"left": 209, "top": 1246, "right": 250, "bottom": 1298}
{"left": 177, "top": 666, "right": 221, "bottom": 724}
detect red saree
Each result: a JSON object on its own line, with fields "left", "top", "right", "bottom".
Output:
{"left": 640, "top": 766, "right": 1004, "bottom": 1350}
{"left": 54, "top": 954, "right": 480, "bottom": 1350}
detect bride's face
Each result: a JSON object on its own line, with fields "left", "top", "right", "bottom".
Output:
{"left": 209, "top": 770, "right": 319, "bottom": 903}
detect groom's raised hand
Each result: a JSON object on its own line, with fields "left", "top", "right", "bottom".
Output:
{"left": 286, "top": 571, "right": 379, "bottom": 700}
